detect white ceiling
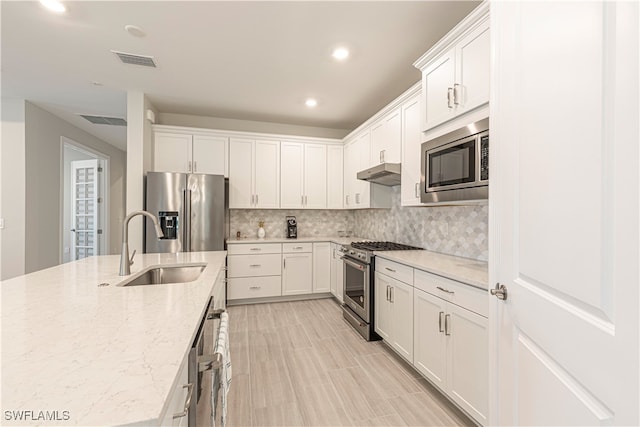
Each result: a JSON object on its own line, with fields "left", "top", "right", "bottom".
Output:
{"left": 1, "top": 1, "right": 480, "bottom": 151}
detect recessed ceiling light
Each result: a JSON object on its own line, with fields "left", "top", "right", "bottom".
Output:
{"left": 332, "top": 47, "right": 350, "bottom": 61}
{"left": 305, "top": 98, "right": 318, "bottom": 108}
{"left": 125, "top": 25, "right": 146, "bottom": 38}
{"left": 39, "top": 0, "right": 66, "bottom": 13}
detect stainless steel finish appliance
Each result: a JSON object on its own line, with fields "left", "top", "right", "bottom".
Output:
{"left": 188, "top": 297, "right": 225, "bottom": 427}
{"left": 420, "top": 117, "right": 489, "bottom": 204}
{"left": 341, "top": 241, "right": 422, "bottom": 341}
{"left": 145, "top": 172, "right": 228, "bottom": 253}
{"left": 357, "top": 162, "right": 401, "bottom": 186}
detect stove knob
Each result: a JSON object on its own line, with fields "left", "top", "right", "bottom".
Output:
{"left": 358, "top": 253, "right": 365, "bottom": 260}
{"left": 349, "top": 250, "right": 355, "bottom": 255}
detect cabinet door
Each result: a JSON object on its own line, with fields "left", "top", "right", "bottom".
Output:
{"left": 281, "top": 253, "right": 312, "bottom": 295}
{"left": 312, "top": 242, "right": 331, "bottom": 293}
{"left": 343, "top": 141, "right": 355, "bottom": 207}
{"left": 401, "top": 94, "right": 423, "bottom": 206}
{"left": 422, "top": 50, "right": 455, "bottom": 131}
{"left": 304, "top": 144, "right": 327, "bottom": 209}
{"left": 192, "top": 135, "right": 228, "bottom": 176}
{"left": 374, "top": 272, "right": 392, "bottom": 341}
{"left": 336, "top": 256, "right": 344, "bottom": 303}
{"left": 389, "top": 278, "right": 414, "bottom": 363}
{"left": 228, "top": 138, "right": 254, "bottom": 208}
{"left": 371, "top": 108, "right": 401, "bottom": 165}
{"left": 327, "top": 145, "right": 343, "bottom": 209}
{"left": 455, "top": 19, "right": 490, "bottom": 116}
{"left": 280, "top": 142, "right": 304, "bottom": 208}
{"left": 446, "top": 303, "right": 488, "bottom": 425}
{"left": 354, "top": 131, "right": 371, "bottom": 207}
{"left": 413, "top": 288, "right": 447, "bottom": 389}
{"left": 154, "top": 132, "right": 191, "bottom": 173}
{"left": 254, "top": 140, "right": 280, "bottom": 208}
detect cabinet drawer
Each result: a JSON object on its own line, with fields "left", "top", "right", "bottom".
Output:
{"left": 376, "top": 258, "right": 414, "bottom": 285}
{"left": 227, "top": 243, "right": 281, "bottom": 255}
{"left": 227, "top": 276, "right": 282, "bottom": 300}
{"left": 414, "top": 269, "right": 488, "bottom": 318}
{"left": 282, "top": 242, "right": 312, "bottom": 253}
{"left": 227, "top": 254, "right": 282, "bottom": 278}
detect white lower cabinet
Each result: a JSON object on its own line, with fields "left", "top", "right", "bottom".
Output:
{"left": 413, "top": 286, "right": 488, "bottom": 425}
{"left": 374, "top": 271, "right": 414, "bottom": 363}
{"left": 330, "top": 243, "right": 344, "bottom": 302}
{"left": 312, "top": 242, "right": 331, "bottom": 293}
{"left": 159, "top": 354, "right": 189, "bottom": 426}
{"left": 282, "top": 250, "right": 312, "bottom": 296}
{"left": 227, "top": 243, "right": 282, "bottom": 301}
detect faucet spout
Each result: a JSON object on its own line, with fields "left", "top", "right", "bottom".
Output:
{"left": 119, "top": 210, "right": 164, "bottom": 276}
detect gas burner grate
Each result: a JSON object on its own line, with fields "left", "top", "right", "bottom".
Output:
{"left": 350, "top": 241, "right": 423, "bottom": 251}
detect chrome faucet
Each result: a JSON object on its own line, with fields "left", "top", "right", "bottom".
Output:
{"left": 119, "top": 210, "right": 164, "bottom": 276}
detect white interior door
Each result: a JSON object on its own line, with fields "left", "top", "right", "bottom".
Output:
{"left": 71, "top": 159, "right": 101, "bottom": 260}
{"left": 491, "top": 2, "right": 639, "bottom": 425}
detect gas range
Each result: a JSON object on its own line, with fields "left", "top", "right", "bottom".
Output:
{"left": 340, "top": 241, "right": 423, "bottom": 264}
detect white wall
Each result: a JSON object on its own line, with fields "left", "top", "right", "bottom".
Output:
{"left": 23, "top": 102, "right": 126, "bottom": 274}
{"left": 126, "top": 91, "right": 158, "bottom": 254}
{"left": 0, "top": 98, "right": 26, "bottom": 280}
{"left": 158, "top": 112, "right": 350, "bottom": 140}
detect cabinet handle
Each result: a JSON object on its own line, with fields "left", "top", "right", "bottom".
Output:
{"left": 172, "top": 383, "right": 194, "bottom": 419}
{"left": 346, "top": 195, "right": 350, "bottom": 205}
{"left": 305, "top": 195, "right": 308, "bottom": 205}
{"left": 355, "top": 193, "right": 360, "bottom": 204}
{"left": 447, "top": 87, "right": 454, "bottom": 109}
{"left": 283, "top": 258, "right": 286, "bottom": 269}
{"left": 193, "top": 160, "right": 197, "bottom": 172}
{"left": 445, "top": 314, "right": 451, "bottom": 336}
{"left": 439, "top": 311, "right": 445, "bottom": 333}
{"left": 385, "top": 267, "right": 396, "bottom": 273}
{"left": 255, "top": 194, "right": 259, "bottom": 205}
{"left": 187, "top": 161, "right": 192, "bottom": 172}
{"left": 453, "top": 83, "right": 460, "bottom": 105}
{"left": 436, "top": 286, "right": 455, "bottom": 295}
{"left": 301, "top": 195, "right": 304, "bottom": 205}
{"left": 293, "top": 246, "right": 303, "bottom": 250}
{"left": 415, "top": 182, "right": 420, "bottom": 199}
{"left": 249, "top": 264, "right": 261, "bottom": 267}
{"left": 380, "top": 150, "right": 384, "bottom": 163}
{"left": 389, "top": 286, "right": 394, "bottom": 303}
{"left": 249, "top": 286, "right": 262, "bottom": 290}
{"left": 249, "top": 248, "right": 262, "bottom": 251}
{"left": 251, "top": 194, "right": 255, "bottom": 205}
{"left": 386, "top": 285, "right": 390, "bottom": 301}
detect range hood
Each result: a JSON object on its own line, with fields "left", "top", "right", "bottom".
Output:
{"left": 357, "top": 163, "right": 401, "bottom": 186}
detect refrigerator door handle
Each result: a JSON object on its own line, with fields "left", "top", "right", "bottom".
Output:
{"left": 183, "top": 189, "right": 192, "bottom": 252}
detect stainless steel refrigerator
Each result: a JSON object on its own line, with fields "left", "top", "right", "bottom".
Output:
{"left": 144, "top": 172, "right": 228, "bottom": 253}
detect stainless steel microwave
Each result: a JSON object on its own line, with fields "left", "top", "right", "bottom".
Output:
{"left": 420, "top": 118, "right": 489, "bottom": 204}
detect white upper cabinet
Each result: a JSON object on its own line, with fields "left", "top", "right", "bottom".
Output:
{"left": 229, "top": 138, "right": 280, "bottom": 209}
{"left": 327, "top": 145, "right": 343, "bottom": 209}
{"left": 400, "top": 93, "right": 423, "bottom": 206}
{"left": 153, "top": 128, "right": 228, "bottom": 176}
{"left": 414, "top": 4, "right": 489, "bottom": 132}
{"left": 280, "top": 142, "right": 327, "bottom": 209}
{"left": 369, "top": 107, "right": 401, "bottom": 165}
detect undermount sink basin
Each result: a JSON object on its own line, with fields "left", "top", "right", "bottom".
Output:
{"left": 119, "top": 264, "right": 206, "bottom": 287}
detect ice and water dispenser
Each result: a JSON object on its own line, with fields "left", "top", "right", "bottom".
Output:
{"left": 158, "top": 211, "right": 179, "bottom": 240}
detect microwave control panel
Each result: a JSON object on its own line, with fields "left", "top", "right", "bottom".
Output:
{"left": 480, "top": 135, "right": 489, "bottom": 181}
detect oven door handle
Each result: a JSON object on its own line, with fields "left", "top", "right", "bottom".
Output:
{"left": 340, "top": 256, "right": 367, "bottom": 270}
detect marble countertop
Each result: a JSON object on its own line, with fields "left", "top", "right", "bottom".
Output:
{"left": 374, "top": 250, "right": 488, "bottom": 290}
{"left": 227, "top": 236, "right": 369, "bottom": 245}
{"left": 1, "top": 251, "right": 226, "bottom": 426}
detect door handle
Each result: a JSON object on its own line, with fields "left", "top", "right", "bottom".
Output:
{"left": 386, "top": 285, "right": 390, "bottom": 301}
{"left": 389, "top": 286, "right": 394, "bottom": 303}
{"left": 172, "top": 383, "right": 194, "bottom": 419}
{"left": 447, "top": 87, "right": 454, "bottom": 109}
{"left": 193, "top": 160, "right": 197, "bottom": 172}
{"left": 444, "top": 314, "right": 451, "bottom": 336}
{"left": 438, "top": 311, "right": 444, "bottom": 333}
{"left": 453, "top": 83, "right": 460, "bottom": 105}
{"left": 415, "top": 182, "right": 420, "bottom": 199}
{"left": 491, "top": 283, "right": 508, "bottom": 301}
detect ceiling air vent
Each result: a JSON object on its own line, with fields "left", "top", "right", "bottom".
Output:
{"left": 111, "top": 50, "right": 157, "bottom": 68}
{"left": 79, "top": 115, "right": 127, "bottom": 126}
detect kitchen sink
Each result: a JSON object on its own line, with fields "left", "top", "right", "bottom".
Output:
{"left": 119, "top": 264, "right": 206, "bottom": 286}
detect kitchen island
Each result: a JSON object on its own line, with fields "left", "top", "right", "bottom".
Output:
{"left": 1, "top": 251, "right": 226, "bottom": 426}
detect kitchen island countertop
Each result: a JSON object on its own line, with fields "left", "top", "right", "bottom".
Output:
{"left": 1, "top": 251, "right": 226, "bottom": 426}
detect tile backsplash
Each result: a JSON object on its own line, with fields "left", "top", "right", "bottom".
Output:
{"left": 229, "top": 187, "right": 488, "bottom": 261}
{"left": 230, "top": 209, "right": 355, "bottom": 239}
